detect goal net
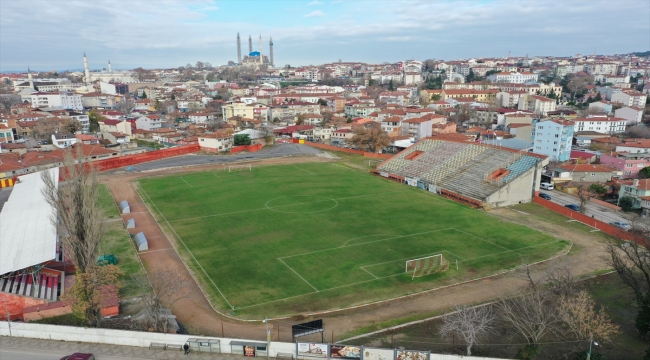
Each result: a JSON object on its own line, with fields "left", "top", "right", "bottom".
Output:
{"left": 228, "top": 164, "right": 252, "bottom": 172}
{"left": 405, "top": 254, "right": 449, "bottom": 278}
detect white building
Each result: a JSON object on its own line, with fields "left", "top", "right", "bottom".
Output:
{"left": 517, "top": 95, "right": 556, "bottom": 115}
{"left": 496, "top": 91, "right": 527, "bottom": 107}
{"left": 611, "top": 91, "right": 648, "bottom": 108}
{"left": 51, "top": 133, "right": 78, "bottom": 148}
{"left": 198, "top": 133, "right": 233, "bottom": 152}
{"left": 30, "top": 91, "right": 83, "bottom": 111}
{"left": 615, "top": 106, "right": 645, "bottom": 126}
{"left": 135, "top": 115, "right": 162, "bottom": 131}
{"left": 594, "top": 74, "right": 630, "bottom": 84}
{"left": 487, "top": 71, "right": 538, "bottom": 84}
{"left": 573, "top": 116, "right": 626, "bottom": 134}
{"left": 68, "top": 112, "right": 90, "bottom": 133}
{"left": 532, "top": 119, "right": 573, "bottom": 162}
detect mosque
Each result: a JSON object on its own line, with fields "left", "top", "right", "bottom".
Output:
{"left": 237, "top": 33, "right": 273, "bottom": 68}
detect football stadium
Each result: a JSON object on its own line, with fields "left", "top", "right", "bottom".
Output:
{"left": 136, "top": 144, "right": 568, "bottom": 318}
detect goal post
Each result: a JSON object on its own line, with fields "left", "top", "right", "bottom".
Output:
{"left": 228, "top": 164, "right": 252, "bottom": 172}
{"left": 405, "top": 254, "right": 449, "bottom": 278}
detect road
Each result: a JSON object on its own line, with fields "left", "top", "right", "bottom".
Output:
{"left": 111, "top": 144, "right": 322, "bottom": 173}
{"left": 539, "top": 189, "right": 629, "bottom": 225}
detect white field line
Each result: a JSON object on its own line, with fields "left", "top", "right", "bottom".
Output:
{"left": 360, "top": 250, "right": 463, "bottom": 272}
{"left": 454, "top": 228, "right": 511, "bottom": 251}
{"left": 236, "top": 241, "right": 573, "bottom": 312}
{"left": 280, "top": 228, "right": 455, "bottom": 260}
{"left": 180, "top": 177, "right": 194, "bottom": 187}
{"left": 294, "top": 165, "right": 316, "bottom": 175}
{"left": 360, "top": 266, "right": 379, "bottom": 279}
{"left": 278, "top": 258, "right": 319, "bottom": 292}
{"left": 167, "top": 190, "right": 410, "bottom": 223}
{"left": 139, "top": 248, "right": 173, "bottom": 254}
{"left": 340, "top": 234, "right": 394, "bottom": 247}
{"left": 139, "top": 185, "right": 235, "bottom": 310}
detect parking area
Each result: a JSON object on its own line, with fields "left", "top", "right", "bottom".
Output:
{"left": 538, "top": 189, "right": 629, "bottom": 226}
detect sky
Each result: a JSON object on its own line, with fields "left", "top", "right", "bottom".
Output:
{"left": 1, "top": 0, "right": 649, "bottom": 72}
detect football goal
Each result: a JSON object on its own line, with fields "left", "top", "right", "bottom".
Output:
{"left": 228, "top": 164, "right": 252, "bottom": 172}
{"left": 405, "top": 254, "right": 449, "bottom": 279}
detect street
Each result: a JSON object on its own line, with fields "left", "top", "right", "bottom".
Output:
{"left": 539, "top": 189, "right": 629, "bottom": 225}
{"left": 0, "top": 348, "right": 149, "bottom": 360}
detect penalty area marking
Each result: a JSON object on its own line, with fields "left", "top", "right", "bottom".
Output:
{"left": 278, "top": 258, "right": 319, "bottom": 292}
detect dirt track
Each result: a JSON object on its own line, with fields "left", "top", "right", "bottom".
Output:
{"left": 101, "top": 155, "right": 610, "bottom": 341}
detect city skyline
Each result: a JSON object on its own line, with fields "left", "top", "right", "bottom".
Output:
{"left": 0, "top": 0, "right": 649, "bottom": 72}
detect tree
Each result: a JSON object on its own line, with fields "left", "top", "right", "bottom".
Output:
{"left": 87, "top": 110, "right": 105, "bottom": 133}
{"left": 639, "top": 167, "right": 650, "bottom": 179}
{"left": 41, "top": 148, "right": 109, "bottom": 326}
{"left": 234, "top": 134, "right": 252, "bottom": 146}
{"left": 295, "top": 114, "right": 306, "bottom": 125}
{"left": 594, "top": 92, "right": 602, "bottom": 101}
{"left": 63, "top": 118, "right": 83, "bottom": 134}
{"left": 317, "top": 98, "right": 328, "bottom": 107}
{"left": 34, "top": 120, "right": 60, "bottom": 141}
{"left": 439, "top": 304, "right": 496, "bottom": 356}
{"left": 618, "top": 195, "right": 635, "bottom": 211}
{"left": 349, "top": 122, "right": 390, "bottom": 153}
{"left": 388, "top": 79, "right": 394, "bottom": 91}
{"left": 588, "top": 183, "right": 607, "bottom": 199}
{"left": 576, "top": 184, "right": 605, "bottom": 214}
{"left": 140, "top": 91, "right": 147, "bottom": 99}
{"left": 133, "top": 268, "right": 192, "bottom": 333}
{"left": 559, "top": 290, "right": 619, "bottom": 344}
{"left": 115, "top": 97, "right": 135, "bottom": 115}
{"left": 171, "top": 94, "right": 176, "bottom": 100}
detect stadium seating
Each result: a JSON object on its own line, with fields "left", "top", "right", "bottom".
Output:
{"left": 0, "top": 271, "right": 61, "bottom": 301}
{"left": 377, "top": 139, "right": 540, "bottom": 202}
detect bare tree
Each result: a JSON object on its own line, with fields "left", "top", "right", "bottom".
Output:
{"left": 63, "top": 117, "right": 83, "bottom": 134}
{"left": 133, "top": 268, "right": 193, "bottom": 333}
{"left": 576, "top": 185, "right": 590, "bottom": 214}
{"left": 115, "top": 97, "right": 135, "bottom": 114}
{"left": 559, "top": 290, "right": 619, "bottom": 344}
{"left": 439, "top": 304, "right": 496, "bottom": 356}
{"left": 42, "top": 148, "right": 107, "bottom": 325}
{"left": 349, "top": 122, "right": 390, "bottom": 153}
{"left": 499, "top": 288, "right": 561, "bottom": 347}
{"left": 34, "top": 120, "right": 61, "bottom": 142}
{"left": 604, "top": 219, "right": 650, "bottom": 303}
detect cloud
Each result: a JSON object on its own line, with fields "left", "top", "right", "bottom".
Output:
{"left": 308, "top": 1, "right": 322, "bottom": 5}
{"left": 304, "top": 10, "right": 325, "bottom": 17}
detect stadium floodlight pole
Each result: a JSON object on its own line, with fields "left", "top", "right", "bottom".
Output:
{"left": 264, "top": 317, "right": 270, "bottom": 360}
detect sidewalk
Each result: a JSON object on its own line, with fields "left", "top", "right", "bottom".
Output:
{"left": 0, "top": 336, "right": 247, "bottom": 360}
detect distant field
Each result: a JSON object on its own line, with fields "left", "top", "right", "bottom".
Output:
{"left": 137, "top": 163, "right": 568, "bottom": 318}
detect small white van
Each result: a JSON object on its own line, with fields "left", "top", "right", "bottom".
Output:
{"left": 540, "top": 182, "right": 554, "bottom": 190}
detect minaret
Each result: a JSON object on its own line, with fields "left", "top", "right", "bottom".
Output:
{"left": 237, "top": 33, "right": 242, "bottom": 64}
{"left": 248, "top": 35, "right": 252, "bottom": 54}
{"left": 259, "top": 34, "right": 263, "bottom": 64}
{"left": 83, "top": 52, "right": 91, "bottom": 85}
{"left": 108, "top": 60, "right": 112, "bottom": 72}
{"left": 269, "top": 37, "right": 274, "bottom": 68}
{"left": 27, "top": 67, "right": 34, "bottom": 89}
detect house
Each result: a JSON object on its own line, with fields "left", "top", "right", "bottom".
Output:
{"left": 312, "top": 127, "right": 332, "bottom": 141}
{"left": 588, "top": 101, "right": 614, "bottom": 114}
{"left": 188, "top": 112, "right": 213, "bottom": 124}
{"left": 611, "top": 91, "right": 647, "bottom": 108}
{"left": 570, "top": 150, "right": 598, "bottom": 163}
{"left": 532, "top": 118, "right": 573, "bottom": 162}
{"left": 619, "top": 179, "right": 650, "bottom": 213}
{"left": 75, "top": 134, "right": 101, "bottom": 145}
{"left": 99, "top": 119, "right": 132, "bottom": 136}
{"left": 331, "top": 129, "right": 354, "bottom": 144}
{"left": 379, "top": 91, "right": 410, "bottom": 106}
{"left": 103, "top": 132, "right": 130, "bottom": 145}
{"left": 30, "top": 91, "right": 83, "bottom": 111}
{"left": 573, "top": 115, "right": 626, "bottom": 134}
{"left": 51, "top": 133, "right": 78, "bottom": 148}
{"left": 198, "top": 133, "right": 233, "bottom": 152}
{"left": 432, "top": 122, "right": 456, "bottom": 134}
{"left": 553, "top": 163, "right": 619, "bottom": 183}
{"left": 233, "top": 129, "right": 266, "bottom": 145}
{"left": 600, "top": 152, "right": 650, "bottom": 178}
{"left": 135, "top": 115, "right": 162, "bottom": 131}
{"left": 614, "top": 106, "right": 644, "bottom": 126}
{"left": 508, "top": 123, "right": 534, "bottom": 142}
{"left": 517, "top": 95, "right": 556, "bottom": 115}
{"left": 0, "top": 124, "right": 14, "bottom": 143}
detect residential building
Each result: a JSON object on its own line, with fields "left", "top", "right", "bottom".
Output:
{"left": 81, "top": 92, "right": 116, "bottom": 108}
{"left": 0, "top": 124, "right": 14, "bottom": 143}
{"left": 198, "top": 133, "right": 233, "bottom": 152}
{"left": 135, "top": 115, "right": 162, "bottom": 131}
{"left": 188, "top": 112, "right": 213, "bottom": 124}
{"left": 487, "top": 71, "right": 538, "bottom": 83}
{"left": 508, "top": 123, "right": 534, "bottom": 142}
{"left": 496, "top": 91, "right": 527, "bottom": 107}
{"left": 594, "top": 74, "right": 629, "bottom": 84}
{"left": 600, "top": 152, "right": 650, "bottom": 178}
{"left": 619, "top": 179, "right": 650, "bottom": 212}
{"left": 532, "top": 119, "right": 574, "bottom": 162}
{"left": 517, "top": 95, "right": 556, "bottom": 115}
{"left": 344, "top": 103, "right": 382, "bottom": 117}
{"left": 553, "top": 163, "right": 618, "bottom": 183}
{"left": 379, "top": 91, "right": 410, "bottom": 106}
{"left": 99, "top": 119, "right": 132, "bottom": 136}
{"left": 439, "top": 89, "right": 499, "bottom": 102}
{"left": 30, "top": 91, "right": 83, "bottom": 110}
{"left": 588, "top": 101, "right": 614, "bottom": 114}
{"left": 270, "top": 102, "right": 320, "bottom": 121}
{"left": 615, "top": 106, "right": 644, "bottom": 126}
{"left": 51, "top": 133, "right": 78, "bottom": 148}
{"left": 611, "top": 91, "right": 648, "bottom": 108}
{"left": 331, "top": 129, "right": 353, "bottom": 144}
{"left": 573, "top": 116, "right": 626, "bottom": 134}
{"left": 401, "top": 117, "right": 433, "bottom": 141}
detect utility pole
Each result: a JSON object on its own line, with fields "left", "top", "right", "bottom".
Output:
{"left": 4, "top": 301, "right": 12, "bottom": 344}
{"left": 264, "top": 317, "right": 270, "bottom": 360}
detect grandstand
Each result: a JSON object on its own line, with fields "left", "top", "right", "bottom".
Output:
{"left": 375, "top": 139, "right": 548, "bottom": 207}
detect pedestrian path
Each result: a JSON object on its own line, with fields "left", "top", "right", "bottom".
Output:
{"left": 0, "top": 336, "right": 247, "bottom": 360}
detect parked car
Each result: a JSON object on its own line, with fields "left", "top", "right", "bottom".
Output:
{"left": 609, "top": 221, "right": 631, "bottom": 231}
{"left": 539, "top": 193, "right": 551, "bottom": 200}
{"left": 540, "top": 182, "right": 554, "bottom": 190}
{"left": 60, "top": 354, "right": 95, "bottom": 360}
{"left": 564, "top": 204, "right": 580, "bottom": 211}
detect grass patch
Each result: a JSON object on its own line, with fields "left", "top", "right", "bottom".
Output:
{"left": 33, "top": 313, "right": 86, "bottom": 327}
{"left": 97, "top": 184, "right": 145, "bottom": 298}
{"left": 137, "top": 163, "right": 567, "bottom": 319}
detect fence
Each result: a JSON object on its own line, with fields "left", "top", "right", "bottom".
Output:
{"left": 302, "top": 142, "right": 392, "bottom": 159}
{"left": 0, "top": 321, "right": 509, "bottom": 360}
{"left": 532, "top": 197, "right": 634, "bottom": 241}
{"left": 93, "top": 144, "right": 201, "bottom": 172}
{"left": 230, "top": 143, "right": 263, "bottom": 155}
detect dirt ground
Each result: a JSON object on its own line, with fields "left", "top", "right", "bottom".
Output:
{"left": 101, "top": 155, "right": 611, "bottom": 342}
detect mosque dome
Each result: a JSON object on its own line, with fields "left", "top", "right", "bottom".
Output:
{"left": 249, "top": 51, "right": 260, "bottom": 57}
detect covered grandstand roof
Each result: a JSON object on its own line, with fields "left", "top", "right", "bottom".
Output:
{"left": 0, "top": 168, "right": 59, "bottom": 275}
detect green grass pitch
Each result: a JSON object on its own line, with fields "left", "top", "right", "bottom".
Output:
{"left": 137, "top": 162, "right": 568, "bottom": 318}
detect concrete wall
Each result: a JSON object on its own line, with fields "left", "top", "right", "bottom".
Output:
{"left": 486, "top": 165, "right": 536, "bottom": 208}
{"left": 303, "top": 142, "right": 392, "bottom": 159}
{"left": 0, "top": 321, "right": 510, "bottom": 360}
